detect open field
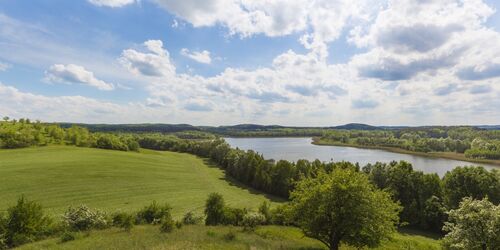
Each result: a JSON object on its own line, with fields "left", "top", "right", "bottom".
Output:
{"left": 17, "top": 225, "right": 441, "bottom": 250}
{"left": 0, "top": 146, "right": 282, "bottom": 217}
{"left": 312, "top": 138, "right": 500, "bottom": 167}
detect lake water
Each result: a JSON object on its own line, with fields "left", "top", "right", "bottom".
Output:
{"left": 225, "top": 137, "right": 498, "bottom": 176}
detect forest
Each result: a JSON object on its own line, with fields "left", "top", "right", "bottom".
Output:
{"left": 318, "top": 127, "right": 500, "bottom": 160}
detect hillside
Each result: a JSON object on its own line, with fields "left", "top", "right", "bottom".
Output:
{"left": 0, "top": 146, "right": 281, "bottom": 216}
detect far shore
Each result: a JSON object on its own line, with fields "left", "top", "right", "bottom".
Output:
{"left": 312, "top": 137, "right": 500, "bottom": 167}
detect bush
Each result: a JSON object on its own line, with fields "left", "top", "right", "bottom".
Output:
{"left": 175, "top": 221, "right": 183, "bottom": 229}
{"left": 63, "top": 205, "right": 108, "bottom": 231}
{"left": 204, "top": 193, "right": 225, "bottom": 225}
{"left": 182, "top": 211, "right": 202, "bottom": 225}
{"left": 223, "top": 230, "right": 236, "bottom": 241}
{"left": 60, "top": 231, "right": 76, "bottom": 243}
{"left": 242, "top": 212, "right": 266, "bottom": 231}
{"left": 222, "top": 207, "right": 247, "bottom": 226}
{"left": 270, "top": 205, "right": 291, "bottom": 225}
{"left": 2, "top": 197, "right": 52, "bottom": 247}
{"left": 258, "top": 201, "right": 271, "bottom": 224}
{"left": 0, "top": 213, "right": 6, "bottom": 249}
{"left": 136, "top": 201, "right": 172, "bottom": 225}
{"left": 159, "top": 217, "right": 175, "bottom": 233}
{"left": 112, "top": 212, "right": 134, "bottom": 231}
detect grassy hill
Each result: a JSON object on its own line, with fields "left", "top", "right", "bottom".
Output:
{"left": 0, "top": 146, "right": 282, "bottom": 217}
{"left": 17, "top": 225, "right": 441, "bottom": 250}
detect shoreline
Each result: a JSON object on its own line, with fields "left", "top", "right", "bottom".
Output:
{"left": 312, "top": 138, "right": 500, "bottom": 167}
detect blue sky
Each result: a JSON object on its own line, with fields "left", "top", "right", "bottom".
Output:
{"left": 0, "top": 0, "right": 499, "bottom": 126}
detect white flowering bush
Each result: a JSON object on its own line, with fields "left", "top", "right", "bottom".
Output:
{"left": 62, "top": 205, "right": 109, "bottom": 231}
{"left": 242, "top": 212, "right": 266, "bottom": 231}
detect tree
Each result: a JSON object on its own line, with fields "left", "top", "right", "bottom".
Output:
{"left": 204, "top": 193, "right": 225, "bottom": 226}
{"left": 3, "top": 197, "right": 52, "bottom": 247}
{"left": 442, "top": 197, "right": 499, "bottom": 250}
{"left": 289, "top": 168, "right": 401, "bottom": 250}
{"left": 443, "top": 166, "right": 500, "bottom": 208}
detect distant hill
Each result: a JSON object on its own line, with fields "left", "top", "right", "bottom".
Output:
{"left": 331, "top": 123, "right": 381, "bottom": 130}
{"left": 475, "top": 125, "right": 500, "bottom": 130}
{"left": 56, "top": 122, "right": 500, "bottom": 134}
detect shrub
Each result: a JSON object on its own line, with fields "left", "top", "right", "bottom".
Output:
{"left": 2, "top": 197, "right": 52, "bottom": 247}
{"left": 204, "top": 193, "right": 225, "bottom": 225}
{"left": 136, "top": 201, "right": 172, "bottom": 225}
{"left": 112, "top": 212, "right": 134, "bottom": 231}
{"left": 182, "top": 211, "right": 203, "bottom": 225}
{"left": 270, "top": 204, "right": 291, "bottom": 225}
{"left": 159, "top": 217, "right": 175, "bottom": 233}
{"left": 242, "top": 212, "right": 266, "bottom": 231}
{"left": 63, "top": 205, "right": 108, "bottom": 231}
{"left": 60, "top": 231, "right": 76, "bottom": 243}
{"left": 223, "top": 230, "right": 236, "bottom": 241}
{"left": 0, "top": 213, "right": 6, "bottom": 249}
{"left": 222, "top": 207, "right": 247, "bottom": 226}
{"left": 175, "top": 221, "right": 183, "bottom": 229}
{"left": 258, "top": 201, "right": 271, "bottom": 224}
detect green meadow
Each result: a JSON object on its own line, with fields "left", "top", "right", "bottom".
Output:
{"left": 0, "top": 146, "right": 281, "bottom": 217}
{"left": 17, "top": 225, "right": 441, "bottom": 250}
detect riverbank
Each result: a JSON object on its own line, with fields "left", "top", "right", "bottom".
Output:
{"left": 312, "top": 138, "right": 500, "bottom": 167}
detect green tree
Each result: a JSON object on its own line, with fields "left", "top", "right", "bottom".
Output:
{"left": 289, "top": 168, "right": 401, "bottom": 250}
{"left": 3, "top": 197, "right": 52, "bottom": 247}
{"left": 442, "top": 197, "right": 499, "bottom": 250}
{"left": 204, "top": 193, "right": 225, "bottom": 226}
{"left": 443, "top": 166, "right": 500, "bottom": 208}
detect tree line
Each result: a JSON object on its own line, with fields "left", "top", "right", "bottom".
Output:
{"left": 320, "top": 126, "right": 500, "bottom": 160}
{"left": 0, "top": 118, "right": 138, "bottom": 151}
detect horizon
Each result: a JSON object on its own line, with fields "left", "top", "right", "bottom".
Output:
{"left": 1, "top": 0, "right": 500, "bottom": 126}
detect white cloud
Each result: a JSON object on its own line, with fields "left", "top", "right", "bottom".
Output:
{"left": 88, "top": 0, "right": 135, "bottom": 8}
{"left": 180, "top": 48, "right": 212, "bottom": 64}
{"left": 0, "top": 61, "right": 9, "bottom": 71}
{"left": 151, "top": 0, "right": 373, "bottom": 57}
{"left": 45, "top": 64, "right": 115, "bottom": 91}
{"left": 119, "top": 40, "right": 176, "bottom": 77}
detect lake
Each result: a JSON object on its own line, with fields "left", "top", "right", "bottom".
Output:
{"left": 225, "top": 137, "right": 498, "bottom": 176}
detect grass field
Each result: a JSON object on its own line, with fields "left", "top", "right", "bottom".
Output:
{"left": 17, "top": 225, "right": 441, "bottom": 250}
{"left": 0, "top": 146, "right": 282, "bottom": 217}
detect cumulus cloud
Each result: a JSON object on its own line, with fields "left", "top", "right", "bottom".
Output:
{"left": 88, "top": 0, "right": 135, "bottom": 7}
{"left": 119, "top": 40, "right": 176, "bottom": 77}
{"left": 376, "top": 24, "right": 463, "bottom": 53}
{"left": 44, "top": 64, "right": 114, "bottom": 91}
{"left": 434, "top": 84, "right": 459, "bottom": 96}
{"left": 180, "top": 48, "right": 212, "bottom": 64}
{"left": 351, "top": 98, "right": 379, "bottom": 109}
{"left": 469, "top": 84, "right": 492, "bottom": 94}
{"left": 184, "top": 99, "right": 213, "bottom": 111}
{"left": 0, "top": 83, "right": 135, "bottom": 122}
{"left": 457, "top": 64, "right": 500, "bottom": 80}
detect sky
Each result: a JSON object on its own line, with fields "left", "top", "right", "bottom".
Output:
{"left": 0, "top": 0, "right": 499, "bottom": 126}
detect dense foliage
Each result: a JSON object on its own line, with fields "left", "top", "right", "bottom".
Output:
{"left": 289, "top": 168, "right": 400, "bottom": 250}
{"left": 320, "top": 127, "right": 500, "bottom": 160}
{"left": 0, "top": 197, "right": 52, "bottom": 248}
{"left": 0, "top": 118, "right": 138, "bottom": 151}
